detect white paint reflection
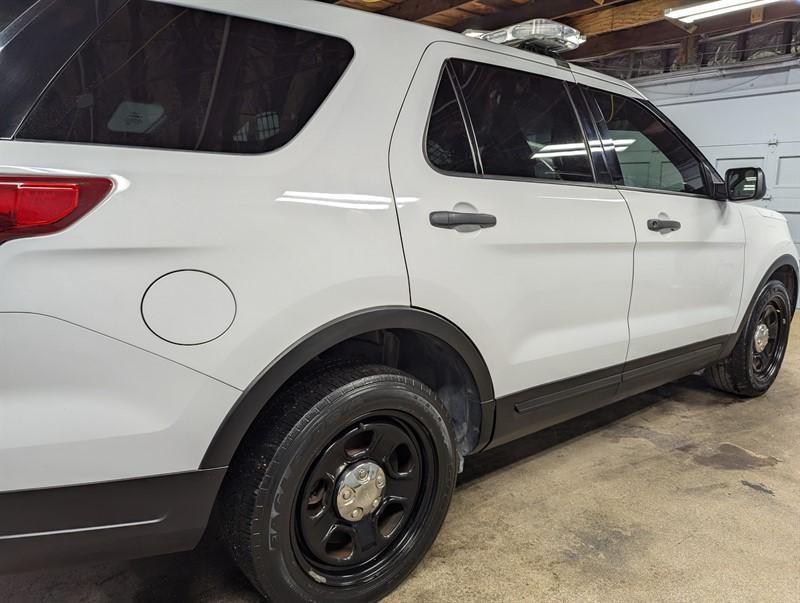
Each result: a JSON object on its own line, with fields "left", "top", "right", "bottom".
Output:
{"left": 277, "top": 191, "right": 418, "bottom": 210}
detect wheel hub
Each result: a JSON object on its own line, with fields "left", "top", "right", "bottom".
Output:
{"left": 754, "top": 323, "right": 770, "bottom": 353}
{"left": 335, "top": 461, "right": 386, "bottom": 522}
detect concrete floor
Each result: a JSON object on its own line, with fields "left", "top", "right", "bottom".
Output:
{"left": 3, "top": 325, "right": 800, "bottom": 602}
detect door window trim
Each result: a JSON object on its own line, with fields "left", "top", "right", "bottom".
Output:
{"left": 423, "top": 57, "right": 603, "bottom": 188}
{"left": 568, "top": 83, "right": 613, "bottom": 186}
{"left": 583, "top": 85, "right": 719, "bottom": 200}
{"left": 446, "top": 61, "right": 483, "bottom": 176}
{"left": 421, "top": 62, "right": 479, "bottom": 177}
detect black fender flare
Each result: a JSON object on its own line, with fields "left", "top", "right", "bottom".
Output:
{"left": 722, "top": 253, "right": 798, "bottom": 357}
{"left": 200, "top": 306, "right": 495, "bottom": 468}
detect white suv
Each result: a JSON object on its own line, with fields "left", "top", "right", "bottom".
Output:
{"left": 1, "top": 1, "right": 796, "bottom": 601}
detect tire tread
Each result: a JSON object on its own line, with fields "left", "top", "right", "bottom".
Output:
{"left": 705, "top": 280, "right": 790, "bottom": 397}
{"left": 220, "top": 362, "right": 453, "bottom": 600}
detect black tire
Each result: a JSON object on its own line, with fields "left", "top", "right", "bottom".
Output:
{"left": 706, "top": 279, "right": 792, "bottom": 397}
{"left": 221, "top": 364, "right": 458, "bottom": 602}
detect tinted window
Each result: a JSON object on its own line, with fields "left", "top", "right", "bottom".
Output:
{"left": 0, "top": 0, "right": 35, "bottom": 31}
{"left": 591, "top": 91, "right": 706, "bottom": 195}
{"left": 0, "top": 0, "right": 127, "bottom": 139}
{"left": 450, "top": 59, "right": 593, "bottom": 183}
{"left": 17, "top": 1, "right": 353, "bottom": 153}
{"left": 426, "top": 70, "right": 476, "bottom": 174}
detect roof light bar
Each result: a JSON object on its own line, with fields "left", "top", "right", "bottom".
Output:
{"left": 665, "top": 0, "right": 784, "bottom": 24}
{"left": 464, "top": 19, "right": 586, "bottom": 54}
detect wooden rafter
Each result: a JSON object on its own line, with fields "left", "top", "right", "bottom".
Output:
{"left": 333, "top": 0, "right": 632, "bottom": 31}
{"left": 438, "top": 0, "right": 632, "bottom": 32}
{"left": 412, "top": 1, "right": 532, "bottom": 29}
{"left": 327, "top": 0, "right": 800, "bottom": 55}
{"left": 566, "top": 2, "right": 800, "bottom": 59}
{"left": 384, "top": 0, "right": 528, "bottom": 22}
{"left": 562, "top": 0, "right": 699, "bottom": 37}
{"left": 334, "top": 0, "right": 399, "bottom": 14}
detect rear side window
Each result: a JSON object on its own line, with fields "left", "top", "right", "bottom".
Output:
{"left": 448, "top": 59, "right": 593, "bottom": 183}
{"left": 0, "top": 0, "right": 36, "bottom": 31}
{"left": 590, "top": 91, "right": 707, "bottom": 195}
{"left": 17, "top": 1, "right": 354, "bottom": 153}
{"left": 426, "top": 69, "right": 477, "bottom": 174}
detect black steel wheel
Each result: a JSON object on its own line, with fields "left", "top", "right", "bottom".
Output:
{"left": 707, "top": 279, "right": 793, "bottom": 397}
{"left": 221, "top": 364, "right": 457, "bottom": 602}
{"left": 293, "top": 414, "right": 435, "bottom": 587}
{"left": 749, "top": 297, "right": 789, "bottom": 387}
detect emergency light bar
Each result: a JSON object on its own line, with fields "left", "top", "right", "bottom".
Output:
{"left": 463, "top": 19, "right": 586, "bottom": 54}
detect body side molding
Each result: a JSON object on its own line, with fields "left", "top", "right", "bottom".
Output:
{"left": 200, "top": 306, "right": 495, "bottom": 469}
{"left": 489, "top": 335, "right": 730, "bottom": 448}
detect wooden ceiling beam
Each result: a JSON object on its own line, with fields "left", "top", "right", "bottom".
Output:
{"left": 382, "top": 0, "right": 528, "bottom": 22}
{"left": 416, "top": 1, "right": 532, "bottom": 28}
{"left": 561, "top": 0, "right": 698, "bottom": 37}
{"left": 565, "top": 2, "right": 800, "bottom": 59}
{"left": 454, "top": 0, "right": 629, "bottom": 33}
{"left": 334, "top": 0, "right": 400, "bottom": 13}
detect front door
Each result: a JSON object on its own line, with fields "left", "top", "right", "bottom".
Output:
{"left": 585, "top": 88, "right": 745, "bottom": 363}
{"left": 390, "top": 43, "right": 636, "bottom": 445}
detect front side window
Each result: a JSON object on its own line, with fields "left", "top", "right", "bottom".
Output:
{"left": 17, "top": 1, "right": 354, "bottom": 153}
{"left": 591, "top": 91, "right": 706, "bottom": 195}
{"left": 449, "top": 59, "right": 594, "bottom": 183}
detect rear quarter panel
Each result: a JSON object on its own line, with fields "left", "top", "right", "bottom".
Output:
{"left": 0, "top": 0, "right": 421, "bottom": 391}
{"left": 0, "top": 0, "right": 426, "bottom": 487}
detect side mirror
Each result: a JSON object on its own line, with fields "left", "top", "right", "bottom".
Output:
{"left": 725, "top": 167, "right": 767, "bottom": 202}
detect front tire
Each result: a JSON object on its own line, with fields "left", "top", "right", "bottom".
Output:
{"left": 706, "top": 279, "right": 792, "bottom": 397}
{"left": 221, "top": 364, "right": 457, "bottom": 602}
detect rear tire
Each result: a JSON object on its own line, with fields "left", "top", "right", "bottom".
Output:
{"left": 221, "top": 364, "right": 457, "bottom": 602}
{"left": 706, "top": 279, "right": 792, "bottom": 397}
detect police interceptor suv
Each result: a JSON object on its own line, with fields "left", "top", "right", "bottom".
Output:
{"left": 0, "top": 1, "right": 796, "bottom": 601}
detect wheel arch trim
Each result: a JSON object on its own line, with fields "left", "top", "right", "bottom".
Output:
{"left": 200, "top": 306, "right": 495, "bottom": 469}
{"left": 724, "top": 253, "right": 798, "bottom": 357}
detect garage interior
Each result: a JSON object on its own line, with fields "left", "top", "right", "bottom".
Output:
{"left": 3, "top": 0, "right": 800, "bottom": 601}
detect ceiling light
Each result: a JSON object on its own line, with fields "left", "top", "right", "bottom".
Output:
{"left": 665, "top": 0, "right": 785, "bottom": 24}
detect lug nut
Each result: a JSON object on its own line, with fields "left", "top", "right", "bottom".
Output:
{"left": 376, "top": 475, "right": 385, "bottom": 488}
{"left": 357, "top": 468, "right": 368, "bottom": 481}
{"left": 372, "top": 498, "right": 380, "bottom": 508}
{"left": 350, "top": 508, "right": 363, "bottom": 520}
{"left": 341, "top": 487, "right": 353, "bottom": 501}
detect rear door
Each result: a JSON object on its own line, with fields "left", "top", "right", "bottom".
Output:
{"left": 584, "top": 87, "right": 745, "bottom": 366}
{"left": 390, "top": 43, "right": 636, "bottom": 445}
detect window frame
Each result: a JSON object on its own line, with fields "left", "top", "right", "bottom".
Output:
{"left": 12, "top": 1, "right": 356, "bottom": 156}
{"left": 423, "top": 57, "right": 602, "bottom": 188}
{"left": 583, "top": 86, "right": 719, "bottom": 200}
{"left": 422, "top": 62, "right": 480, "bottom": 177}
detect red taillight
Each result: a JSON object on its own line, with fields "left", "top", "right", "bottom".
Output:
{"left": 0, "top": 177, "right": 113, "bottom": 244}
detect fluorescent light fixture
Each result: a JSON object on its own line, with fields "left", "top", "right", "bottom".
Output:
{"left": 466, "top": 19, "right": 586, "bottom": 53}
{"left": 665, "top": 0, "right": 784, "bottom": 24}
